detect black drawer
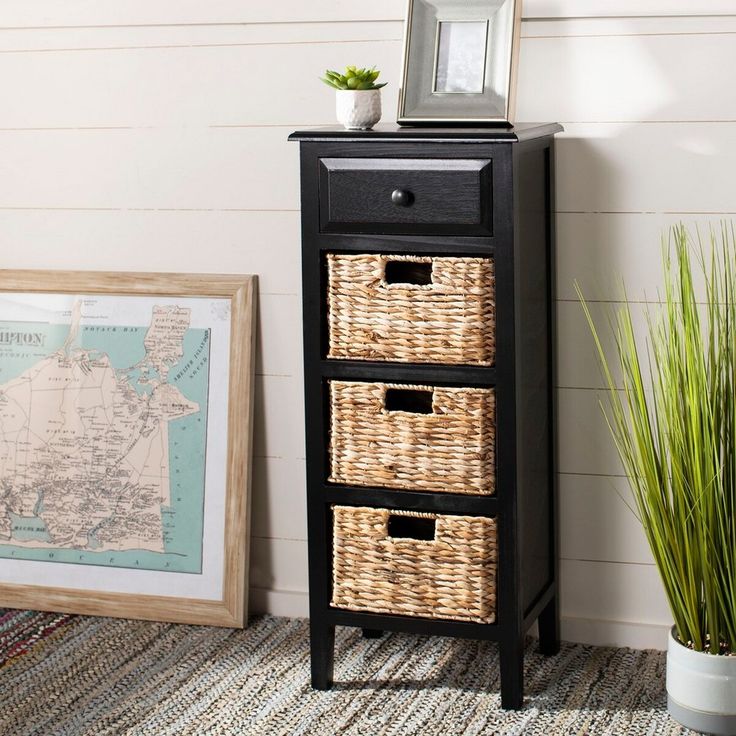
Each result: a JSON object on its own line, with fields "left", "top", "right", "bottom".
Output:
{"left": 318, "top": 157, "right": 493, "bottom": 236}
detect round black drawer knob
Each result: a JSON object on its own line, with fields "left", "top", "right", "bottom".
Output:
{"left": 391, "top": 189, "right": 414, "bottom": 207}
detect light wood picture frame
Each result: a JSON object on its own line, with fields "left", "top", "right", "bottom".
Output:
{"left": 0, "top": 270, "right": 256, "bottom": 627}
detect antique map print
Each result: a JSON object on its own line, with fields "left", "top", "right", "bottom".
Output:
{"left": 0, "top": 296, "right": 211, "bottom": 573}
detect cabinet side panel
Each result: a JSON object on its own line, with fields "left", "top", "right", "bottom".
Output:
{"left": 515, "top": 142, "right": 555, "bottom": 615}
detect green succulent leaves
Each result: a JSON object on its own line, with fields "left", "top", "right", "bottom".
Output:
{"left": 321, "top": 66, "right": 387, "bottom": 91}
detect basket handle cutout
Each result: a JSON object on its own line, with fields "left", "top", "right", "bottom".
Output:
{"left": 387, "top": 515, "right": 436, "bottom": 541}
{"left": 384, "top": 388, "right": 434, "bottom": 414}
{"left": 384, "top": 260, "right": 433, "bottom": 286}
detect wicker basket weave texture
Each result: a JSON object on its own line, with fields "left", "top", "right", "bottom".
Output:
{"left": 331, "top": 506, "right": 497, "bottom": 623}
{"left": 329, "top": 381, "right": 496, "bottom": 495}
{"left": 327, "top": 254, "right": 495, "bottom": 365}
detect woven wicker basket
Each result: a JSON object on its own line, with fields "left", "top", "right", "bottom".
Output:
{"left": 331, "top": 505, "right": 497, "bottom": 623}
{"left": 329, "top": 381, "right": 495, "bottom": 495}
{"left": 326, "top": 254, "right": 495, "bottom": 365}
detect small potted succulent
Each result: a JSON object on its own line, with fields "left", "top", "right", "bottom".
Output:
{"left": 321, "top": 65, "right": 387, "bottom": 131}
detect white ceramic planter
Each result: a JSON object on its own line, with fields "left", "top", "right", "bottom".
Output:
{"left": 335, "top": 89, "right": 382, "bottom": 130}
{"left": 667, "top": 627, "right": 736, "bottom": 735}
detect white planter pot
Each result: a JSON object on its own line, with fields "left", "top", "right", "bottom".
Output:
{"left": 667, "top": 627, "right": 736, "bottom": 735}
{"left": 335, "top": 89, "right": 382, "bottom": 130}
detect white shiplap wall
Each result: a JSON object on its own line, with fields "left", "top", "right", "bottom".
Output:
{"left": 2, "top": 1, "right": 733, "bottom": 650}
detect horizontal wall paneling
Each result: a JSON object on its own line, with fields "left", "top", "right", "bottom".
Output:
{"left": 1, "top": 0, "right": 733, "bottom": 29}
{"left": 0, "top": 210, "right": 302, "bottom": 294}
{"left": 251, "top": 457, "right": 307, "bottom": 542}
{"left": 2, "top": 1, "right": 730, "bottom": 650}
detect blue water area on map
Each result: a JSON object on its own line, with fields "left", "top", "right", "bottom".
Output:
{"left": 164, "top": 328, "right": 210, "bottom": 573}
{"left": 34, "top": 489, "right": 45, "bottom": 516}
{"left": 0, "top": 320, "right": 210, "bottom": 574}
{"left": 118, "top": 365, "right": 157, "bottom": 396}
{"left": 8, "top": 512, "right": 51, "bottom": 543}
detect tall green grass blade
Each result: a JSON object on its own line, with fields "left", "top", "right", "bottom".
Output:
{"left": 577, "top": 223, "right": 736, "bottom": 654}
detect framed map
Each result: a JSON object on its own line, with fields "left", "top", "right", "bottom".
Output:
{"left": 0, "top": 271, "right": 255, "bottom": 627}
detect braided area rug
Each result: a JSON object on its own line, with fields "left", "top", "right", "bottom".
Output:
{"left": 0, "top": 609, "right": 694, "bottom": 736}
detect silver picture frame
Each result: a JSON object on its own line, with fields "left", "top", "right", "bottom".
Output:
{"left": 398, "top": 0, "right": 522, "bottom": 126}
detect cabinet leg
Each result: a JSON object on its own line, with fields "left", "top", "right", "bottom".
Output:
{"left": 499, "top": 637, "right": 525, "bottom": 710}
{"left": 361, "top": 628, "right": 383, "bottom": 639}
{"left": 310, "top": 622, "right": 335, "bottom": 690}
{"left": 538, "top": 594, "right": 560, "bottom": 656}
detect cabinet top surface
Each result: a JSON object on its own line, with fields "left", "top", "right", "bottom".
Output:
{"left": 288, "top": 123, "right": 563, "bottom": 144}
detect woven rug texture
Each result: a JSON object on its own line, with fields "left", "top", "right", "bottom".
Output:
{"left": 0, "top": 610, "right": 695, "bottom": 736}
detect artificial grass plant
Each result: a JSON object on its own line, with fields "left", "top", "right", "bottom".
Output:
{"left": 578, "top": 223, "right": 736, "bottom": 654}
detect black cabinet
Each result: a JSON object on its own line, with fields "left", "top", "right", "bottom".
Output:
{"left": 289, "top": 123, "right": 562, "bottom": 709}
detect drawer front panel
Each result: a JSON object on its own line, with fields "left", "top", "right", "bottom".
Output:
{"left": 328, "top": 381, "right": 496, "bottom": 495}
{"left": 327, "top": 253, "right": 495, "bottom": 366}
{"left": 319, "top": 157, "right": 493, "bottom": 235}
{"left": 331, "top": 505, "right": 497, "bottom": 623}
